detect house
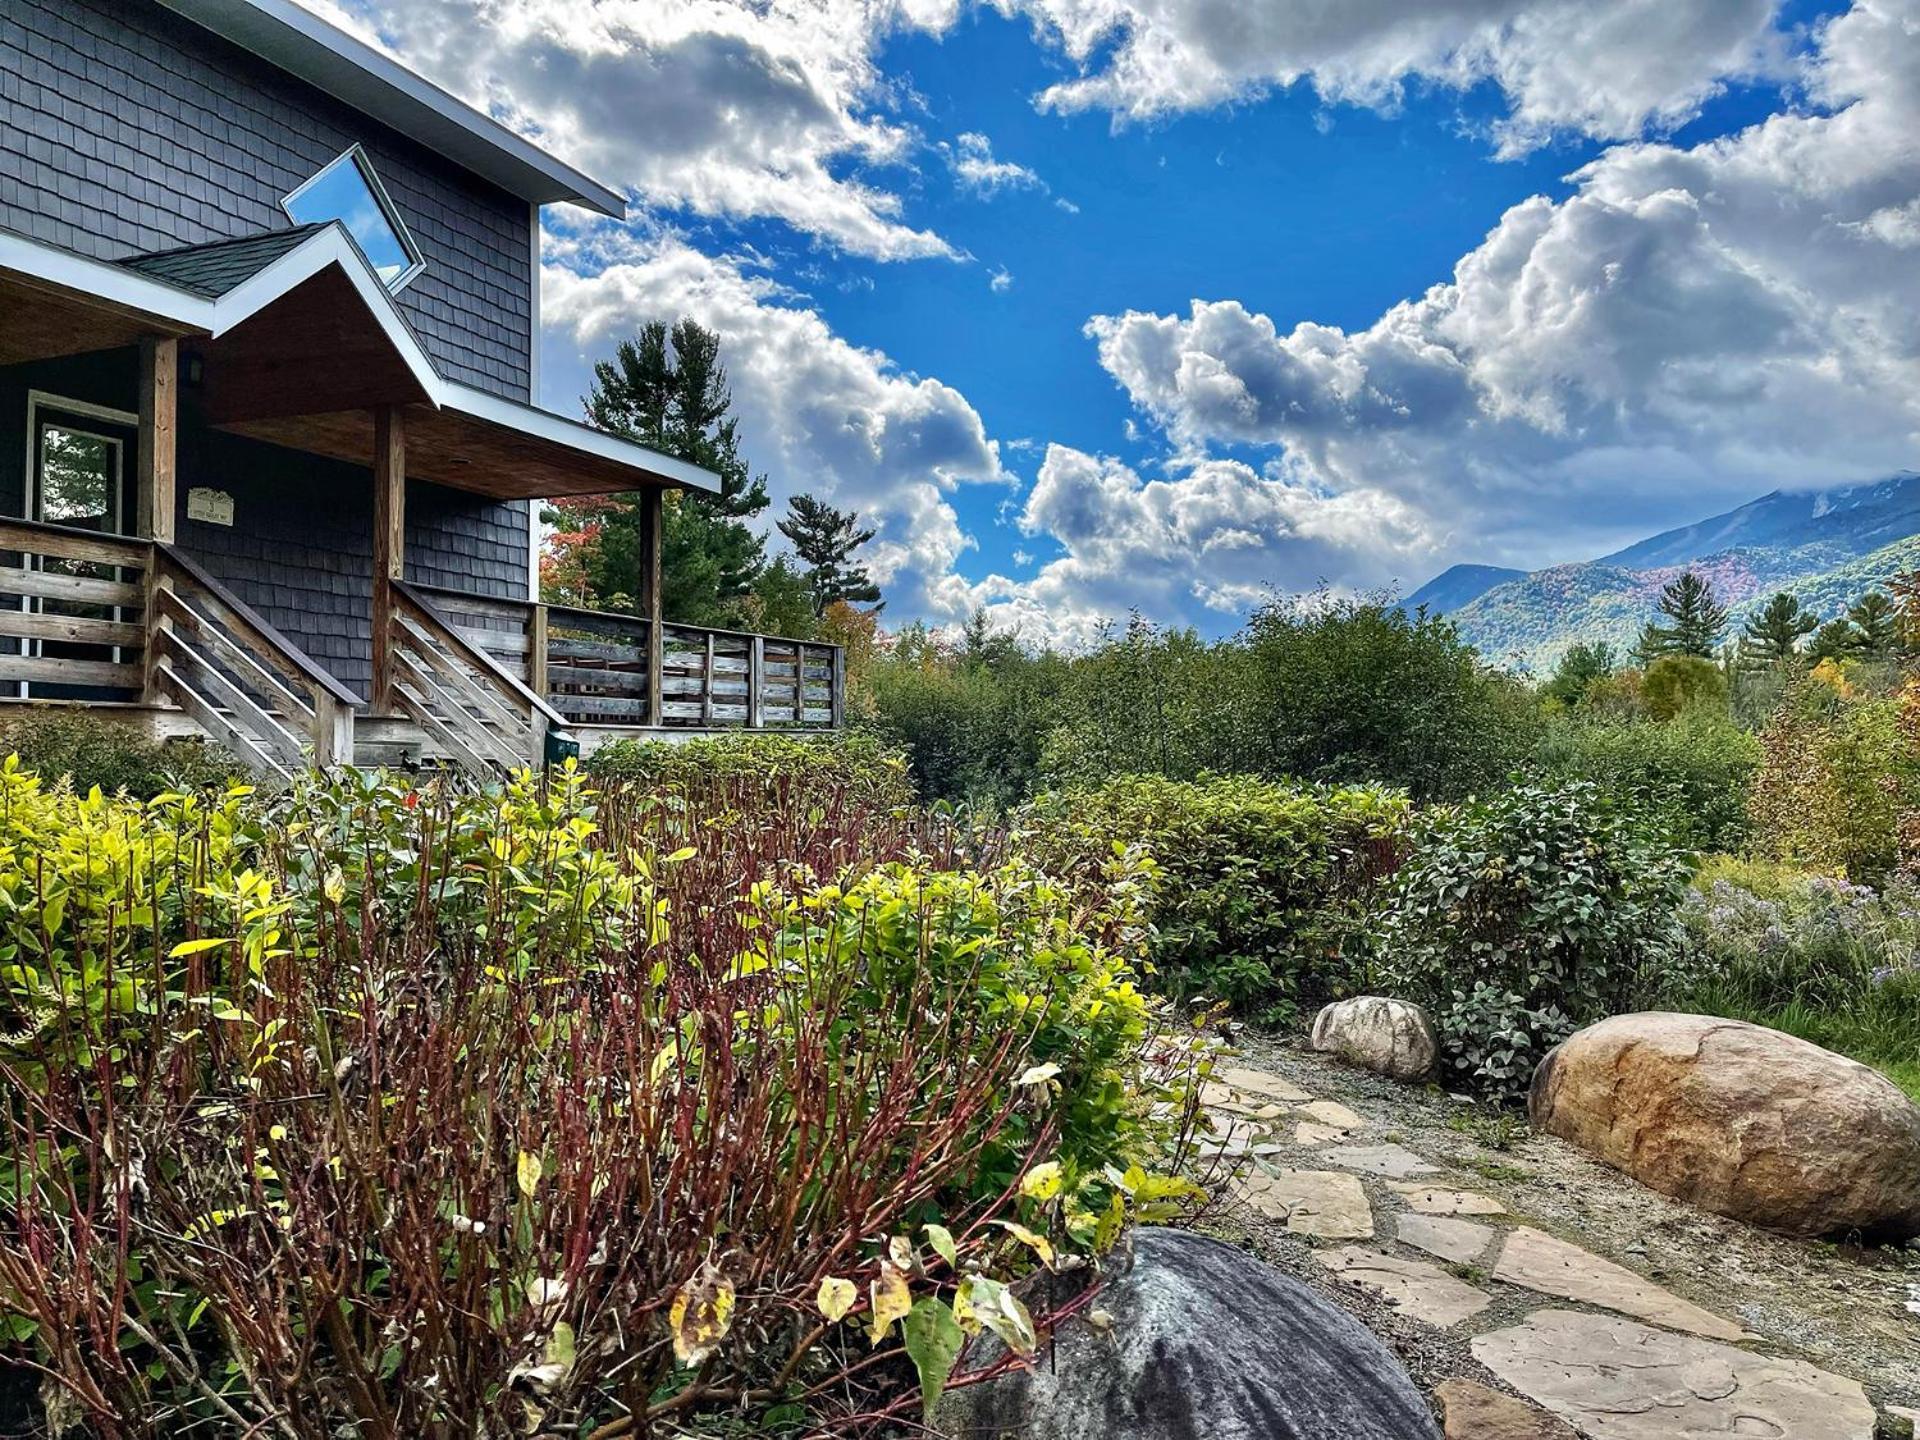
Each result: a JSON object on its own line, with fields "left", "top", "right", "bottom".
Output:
{"left": 0, "top": 0, "right": 843, "bottom": 778}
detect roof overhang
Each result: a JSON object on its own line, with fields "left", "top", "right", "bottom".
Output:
{"left": 154, "top": 0, "right": 626, "bottom": 219}
{"left": 0, "top": 226, "right": 717, "bottom": 498}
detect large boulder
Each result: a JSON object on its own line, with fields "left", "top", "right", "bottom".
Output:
{"left": 1529, "top": 1012, "right": 1920, "bottom": 1239}
{"left": 1310, "top": 996, "right": 1437, "bottom": 1081}
{"left": 934, "top": 1227, "right": 1441, "bottom": 1440}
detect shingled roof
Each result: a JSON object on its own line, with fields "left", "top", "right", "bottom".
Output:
{"left": 118, "top": 224, "right": 329, "bottom": 297}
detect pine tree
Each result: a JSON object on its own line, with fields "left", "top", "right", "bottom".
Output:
{"left": 1640, "top": 570, "right": 1728, "bottom": 660}
{"left": 1739, "top": 592, "right": 1817, "bottom": 668}
{"left": 776, "top": 494, "right": 882, "bottom": 615}
{"left": 1808, "top": 617, "right": 1860, "bottom": 664}
{"left": 551, "top": 319, "right": 770, "bottom": 625}
{"left": 1849, "top": 591, "right": 1898, "bottom": 659}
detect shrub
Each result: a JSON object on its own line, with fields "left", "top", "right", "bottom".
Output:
{"left": 1749, "top": 681, "right": 1912, "bottom": 883}
{"left": 1380, "top": 779, "right": 1693, "bottom": 1102}
{"left": 587, "top": 729, "right": 914, "bottom": 806}
{"left": 1528, "top": 709, "right": 1759, "bottom": 853}
{"left": 1016, "top": 774, "right": 1410, "bottom": 1023}
{"left": 0, "top": 759, "right": 1201, "bottom": 1437}
{"left": 1640, "top": 653, "right": 1726, "bottom": 720}
{"left": 0, "top": 709, "right": 245, "bottom": 797}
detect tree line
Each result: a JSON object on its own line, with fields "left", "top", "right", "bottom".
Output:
{"left": 544, "top": 319, "right": 883, "bottom": 639}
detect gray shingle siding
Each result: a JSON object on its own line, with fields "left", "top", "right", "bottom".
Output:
{"left": 1, "top": 0, "right": 534, "bottom": 399}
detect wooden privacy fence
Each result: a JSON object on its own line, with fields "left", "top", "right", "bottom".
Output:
{"left": 413, "top": 586, "right": 845, "bottom": 731}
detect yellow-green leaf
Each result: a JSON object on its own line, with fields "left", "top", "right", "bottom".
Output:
{"left": 516, "top": 1150, "right": 543, "bottom": 1198}
{"left": 994, "top": 1219, "right": 1054, "bottom": 1267}
{"left": 902, "top": 1298, "right": 966, "bottom": 1418}
{"left": 924, "top": 1222, "right": 958, "bottom": 1270}
{"left": 1019, "top": 1161, "right": 1063, "bottom": 1202}
{"left": 954, "top": 1274, "right": 1036, "bottom": 1357}
{"left": 816, "top": 1276, "right": 857, "bottom": 1323}
{"left": 670, "top": 1260, "right": 736, "bottom": 1366}
{"left": 868, "top": 1261, "right": 912, "bottom": 1346}
{"left": 168, "top": 938, "right": 230, "bottom": 958}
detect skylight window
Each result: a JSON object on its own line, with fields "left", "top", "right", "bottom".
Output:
{"left": 282, "top": 146, "right": 424, "bottom": 291}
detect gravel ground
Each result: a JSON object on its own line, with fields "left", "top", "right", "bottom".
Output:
{"left": 1192, "top": 1029, "right": 1920, "bottom": 1426}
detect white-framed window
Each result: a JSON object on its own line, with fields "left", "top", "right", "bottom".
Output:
{"left": 282, "top": 144, "right": 425, "bottom": 292}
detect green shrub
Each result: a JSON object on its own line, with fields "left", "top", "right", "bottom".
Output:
{"left": 1016, "top": 773, "right": 1410, "bottom": 1022}
{"left": 1528, "top": 709, "right": 1759, "bottom": 852}
{"left": 0, "top": 756, "right": 1202, "bottom": 1436}
{"left": 587, "top": 728, "right": 915, "bottom": 807}
{"left": 1749, "top": 678, "right": 1912, "bottom": 883}
{"left": 0, "top": 710, "right": 245, "bottom": 797}
{"left": 1380, "top": 779, "right": 1693, "bottom": 1102}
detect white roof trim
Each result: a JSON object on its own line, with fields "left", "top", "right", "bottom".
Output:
{"left": 0, "top": 227, "right": 718, "bottom": 494}
{"left": 155, "top": 0, "right": 626, "bottom": 219}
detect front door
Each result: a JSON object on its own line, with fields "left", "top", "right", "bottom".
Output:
{"left": 11, "top": 396, "right": 138, "bottom": 698}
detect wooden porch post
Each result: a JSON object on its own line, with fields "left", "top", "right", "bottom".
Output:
{"left": 372, "top": 407, "right": 405, "bottom": 714}
{"left": 640, "top": 485, "right": 664, "bottom": 726}
{"left": 135, "top": 338, "right": 177, "bottom": 544}
{"left": 136, "top": 338, "right": 178, "bottom": 708}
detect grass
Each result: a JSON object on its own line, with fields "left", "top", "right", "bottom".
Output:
{"left": 1446, "top": 1107, "right": 1529, "bottom": 1152}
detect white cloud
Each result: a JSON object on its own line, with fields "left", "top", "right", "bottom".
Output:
{"left": 989, "top": 265, "right": 1014, "bottom": 292}
{"left": 1079, "top": 0, "right": 1920, "bottom": 573}
{"left": 302, "top": 0, "right": 957, "bottom": 259}
{"left": 946, "top": 132, "right": 1046, "bottom": 197}
{"left": 1001, "top": 0, "right": 1794, "bottom": 156}
{"left": 540, "top": 228, "right": 1009, "bottom": 618}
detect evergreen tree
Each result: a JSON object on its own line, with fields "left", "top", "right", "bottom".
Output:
{"left": 1543, "top": 641, "right": 1616, "bottom": 706}
{"left": 1640, "top": 570, "right": 1728, "bottom": 659}
{"left": 1739, "top": 592, "right": 1817, "bottom": 668}
{"left": 776, "top": 493, "right": 882, "bottom": 615}
{"left": 741, "top": 557, "right": 818, "bottom": 641}
{"left": 1848, "top": 591, "right": 1898, "bottom": 659}
{"left": 553, "top": 319, "right": 770, "bottom": 625}
{"left": 1808, "top": 617, "right": 1860, "bottom": 664}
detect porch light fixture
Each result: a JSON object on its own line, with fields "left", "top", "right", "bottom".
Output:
{"left": 282, "top": 145, "right": 425, "bottom": 292}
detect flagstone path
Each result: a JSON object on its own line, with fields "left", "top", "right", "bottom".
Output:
{"left": 1199, "top": 1035, "right": 1920, "bottom": 1439}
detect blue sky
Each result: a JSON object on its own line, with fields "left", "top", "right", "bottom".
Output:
{"left": 327, "top": 0, "right": 1918, "bottom": 643}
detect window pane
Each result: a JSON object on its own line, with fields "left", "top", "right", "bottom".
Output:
{"left": 39, "top": 426, "right": 115, "bottom": 528}
{"left": 285, "top": 151, "right": 419, "bottom": 287}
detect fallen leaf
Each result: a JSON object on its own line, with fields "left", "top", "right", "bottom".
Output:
{"left": 669, "top": 1260, "right": 735, "bottom": 1366}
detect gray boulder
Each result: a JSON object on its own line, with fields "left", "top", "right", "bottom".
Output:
{"left": 935, "top": 1227, "right": 1441, "bottom": 1440}
{"left": 1310, "top": 996, "right": 1438, "bottom": 1081}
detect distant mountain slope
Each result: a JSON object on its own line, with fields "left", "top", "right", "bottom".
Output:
{"left": 1430, "top": 474, "right": 1920, "bottom": 673}
{"left": 1403, "top": 563, "right": 1525, "bottom": 614}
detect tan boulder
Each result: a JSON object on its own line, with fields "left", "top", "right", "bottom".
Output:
{"left": 1529, "top": 1012, "right": 1920, "bottom": 1239}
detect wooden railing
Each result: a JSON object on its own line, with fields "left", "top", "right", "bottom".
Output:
{"left": 0, "top": 518, "right": 358, "bottom": 780}
{"left": 149, "top": 547, "right": 359, "bottom": 778}
{"left": 385, "top": 580, "right": 569, "bottom": 776}
{"left": 410, "top": 587, "right": 845, "bottom": 732}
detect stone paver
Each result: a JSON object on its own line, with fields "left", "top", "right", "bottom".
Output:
{"left": 1473, "top": 1309, "right": 1878, "bottom": 1440}
{"left": 1397, "top": 1213, "right": 1496, "bottom": 1266}
{"left": 1219, "top": 1066, "right": 1312, "bottom": 1103}
{"left": 1388, "top": 1183, "right": 1508, "bottom": 1216}
{"left": 1240, "top": 1169, "right": 1375, "bottom": 1240}
{"left": 1492, "top": 1226, "right": 1745, "bottom": 1342}
{"left": 1318, "top": 1247, "right": 1492, "bottom": 1328}
{"left": 1324, "top": 1142, "right": 1438, "bottom": 1179}
{"left": 1296, "top": 1099, "right": 1366, "bottom": 1131}
{"left": 1294, "top": 1120, "right": 1351, "bottom": 1145}
{"left": 1434, "top": 1379, "right": 1577, "bottom": 1440}
{"left": 1199, "top": 1081, "right": 1288, "bottom": 1120}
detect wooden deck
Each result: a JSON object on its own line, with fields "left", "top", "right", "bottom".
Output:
{"left": 1, "top": 515, "right": 844, "bottom": 780}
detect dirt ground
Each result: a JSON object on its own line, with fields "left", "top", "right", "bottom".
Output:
{"left": 1195, "top": 1029, "right": 1920, "bottom": 1425}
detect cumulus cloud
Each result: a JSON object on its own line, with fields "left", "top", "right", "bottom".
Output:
{"left": 1002, "top": 0, "right": 1793, "bottom": 155}
{"left": 540, "top": 229, "right": 1009, "bottom": 619}
{"left": 1081, "top": 0, "right": 1920, "bottom": 570}
{"left": 304, "top": 0, "right": 957, "bottom": 259}
{"left": 946, "top": 132, "right": 1046, "bottom": 197}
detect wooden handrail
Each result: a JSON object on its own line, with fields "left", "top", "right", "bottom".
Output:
{"left": 0, "top": 515, "right": 153, "bottom": 565}
{"left": 156, "top": 546, "right": 361, "bottom": 709}
{"left": 393, "top": 580, "right": 568, "bottom": 733}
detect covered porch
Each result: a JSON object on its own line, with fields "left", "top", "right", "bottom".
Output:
{"left": 0, "top": 224, "right": 843, "bottom": 778}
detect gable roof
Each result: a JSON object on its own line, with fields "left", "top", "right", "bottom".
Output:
{"left": 154, "top": 0, "right": 626, "bottom": 219}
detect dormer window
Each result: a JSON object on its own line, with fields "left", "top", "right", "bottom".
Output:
{"left": 282, "top": 145, "right": 424, "bottom": 291}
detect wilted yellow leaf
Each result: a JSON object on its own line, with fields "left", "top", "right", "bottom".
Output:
{"left": 516, "top": 1150, "right": 543, "bottom": 1198}
{"left": 887, "top": 1234, "right": 915, "bottom": 1271}
{"left": 868, "top": 1261, "right": 912, "bottom": 1346}
{"left": 1015, "top": 1062, "right": 1060, "bottom": 1088}
{"left": 1019, "top": 1161, "right": 1063, "bottom": 1202}
{"left": 954, "top": 1274, "right": 1037, "bottom": 1357}
{"left": 670, "top": 1260, "right": 736, "bottom": 1365}
{"left": 994, "top": 1219, "right": 1054, "bottom": 1267}
{"left": 816, "top": 1276, "right": 857, "bottom": 1322}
